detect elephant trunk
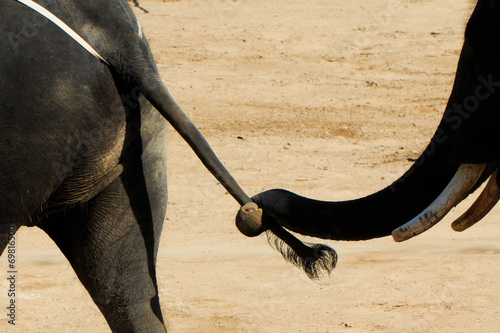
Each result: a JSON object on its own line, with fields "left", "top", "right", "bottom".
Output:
{"left": 238, "top": 0, "right": 500, "bottom": 243}
{"left": 243, "top": 126, "right": 487, "bottom": 241}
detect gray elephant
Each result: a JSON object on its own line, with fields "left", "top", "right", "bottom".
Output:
{"left": 1, "top": 0, "right": 328, "bottom": 331}
{"left": 237, "top": 0, "right": 500, "bottom": 265}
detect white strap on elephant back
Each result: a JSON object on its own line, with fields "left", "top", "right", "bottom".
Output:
{"left": 15, "top": 0, "right": 109, "bottom": 65}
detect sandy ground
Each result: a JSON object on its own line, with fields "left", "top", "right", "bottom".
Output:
{"left": 2, "top": 0, "right": 500, "bottom": 332}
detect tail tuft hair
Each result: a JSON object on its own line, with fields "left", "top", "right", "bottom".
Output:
{"left": 266, "top": 230, "right": 338, "bottom": 281}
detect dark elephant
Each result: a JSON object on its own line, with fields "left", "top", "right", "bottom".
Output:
{"left": 1, "top": 0, "right": 332, "bottom": 331}
{"left": 237, "top": 0, "right": 500, "bottom": 255}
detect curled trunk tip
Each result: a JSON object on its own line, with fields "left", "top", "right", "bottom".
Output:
{"left": 235, "top": 202, "right": 266, "bottom": 237}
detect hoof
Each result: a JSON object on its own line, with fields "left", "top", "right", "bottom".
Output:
{"left": 235, "top": 202, "right": 265, "bottom": 237}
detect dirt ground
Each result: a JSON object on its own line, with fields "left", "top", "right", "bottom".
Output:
{"left": 2, "top": 0, "right": 500, "bottom": 332}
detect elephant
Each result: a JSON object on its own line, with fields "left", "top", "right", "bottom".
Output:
{"left": 1, "top": 0, "right": 334, "bottom": 331}
{"left": 237, "top": 0, "right": 500, "bottom": 265}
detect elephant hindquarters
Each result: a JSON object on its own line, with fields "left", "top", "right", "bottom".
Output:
{"left": 39, "top": 162, "right": 168, "bottom": 332}
{"left": 38, "top": 110, "right": 169, "bottom": 331}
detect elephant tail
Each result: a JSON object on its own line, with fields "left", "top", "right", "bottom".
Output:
{"left": 101, "top": 29, "right": 337, "bottom": 280}
{"left": 134, "top": 66, "right": 338, "bottom": 280}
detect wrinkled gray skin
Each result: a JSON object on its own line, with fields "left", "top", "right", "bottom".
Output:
{"left": 0, "top": 1, "right": 257, "bottom": 331}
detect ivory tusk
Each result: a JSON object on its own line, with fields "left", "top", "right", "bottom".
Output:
{"left": 451, "top": 169, "right": 500, "bottom": 232}
{"left": 392, "top": 163, "right": 486, "bottom": 242}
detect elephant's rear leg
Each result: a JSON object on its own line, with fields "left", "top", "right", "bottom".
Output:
{"left": 39, "top": 175, "right": 167, "bottom": 333}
